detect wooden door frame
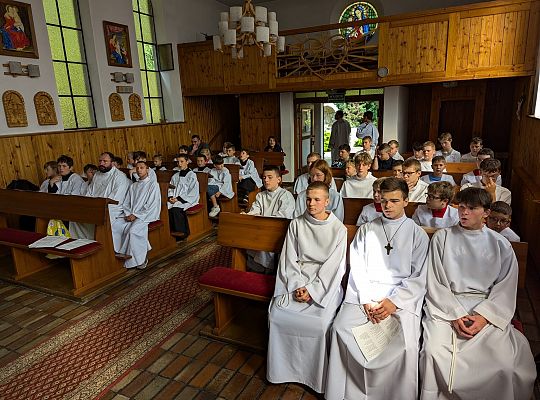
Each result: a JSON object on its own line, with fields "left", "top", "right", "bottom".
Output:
{"left": 429, "top": 82, "right": 486, "bottom": 142}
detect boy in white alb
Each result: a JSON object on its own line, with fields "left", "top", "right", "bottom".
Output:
{"left": 207, "top": 155, "right": 234, "bottom": 218}
{"left": 340, "top": 152, "right": 376, "bottom": 198}
{"left": 167, "top": 154, "right": 200, "bottom": 237}
{"left": 50, "top": 154, "right": 86, "bottom": 195}
{"left": 420, "top": 156, "right": 456, "bottom": 186}
{"left": 223, "top": 144, "right": 240, "bottom": 164}
{"left": 112, "top": 161, "right": 161, "bottom": 269}
{"left": 194, "top": 155, "right": 211, "bottom": 174}
{"left": 236, "top": 149, "right": 263, "bottom": 203}
{"left": 392, "top": 160, "right": 403, "bottom": 178}
{"left": 435, "top": 132, "right": 461, "bottom": 163}
{"left": 412, "top": 181, "right": 459, "bottom": 229}
{"left": 461, "top": 158, "right": 511, "bottom": 204}
{"left": 420, "top": 141, "right": 436, "bottom": 171}
{"left": 294, "top": 152, "right": 337, "bottom": 194}
{"left": 40, "top": 161, "right": 58, "bottom": 193}
{"left": 420, "top": 188, "right": 535, "bottom": 399}
{"left": 486, "top": 201, "right": 520, "bottom": 242}
{"left": 326, "top": 177, "right": 429, "bottom": 400}
{"left": 460, "top": 136, "right": 483, "bottom": 163}
{"left": 152, "top": 154, "right": 167, "bottom": 171}
{"left": 356, "top": 177, "right": 386, "bottom": 225}
{"left": 388, "top": 139, "right": 404, "bottom": 161}
{"left": 358, "top": 136, "right": 376, "bottom": 159}
{"left": 402, "top": 159, "right": 429, "bottom": 203}
{"left": 344, "top": 159, "right": 356, "bottom": 180}
{"left": 267, "top": 181, "right": 347, "bottom": 394}
{"left": 460, "top": 148, "right": 502, "bottom": 186}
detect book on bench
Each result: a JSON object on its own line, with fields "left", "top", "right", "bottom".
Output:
{"left": 28, "top": 236, "right": 69, "bottom": 249}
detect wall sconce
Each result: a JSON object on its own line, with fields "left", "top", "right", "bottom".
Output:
{"left": 3, "top": 62, "right": 40, "bottom": 77}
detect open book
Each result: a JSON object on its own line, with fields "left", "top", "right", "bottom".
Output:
{"left": 351, "top": 316, "right": 401, "bottom": 362}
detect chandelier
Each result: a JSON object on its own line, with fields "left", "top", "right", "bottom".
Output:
{"left": 213, "top": 0, "right": 285, "bottom": 59}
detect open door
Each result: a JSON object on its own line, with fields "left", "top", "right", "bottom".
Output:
{"left": 295, "top": 104, "right": 315, "bottom": 176}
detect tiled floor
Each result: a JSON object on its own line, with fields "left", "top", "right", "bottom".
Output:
{"left": 0, "top": 244, "right": 538, "bottom": 399}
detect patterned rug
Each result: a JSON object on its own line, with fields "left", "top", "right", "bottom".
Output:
{"left": 0, "top": 240, "right": 230, "bottom": 400}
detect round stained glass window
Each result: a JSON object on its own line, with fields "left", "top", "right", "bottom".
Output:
{"left": 339, "top": 2, "right": 378, "bottom": 40}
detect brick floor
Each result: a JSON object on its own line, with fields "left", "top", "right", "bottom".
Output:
{"left": 0, "top": 240, "right": 538, "bottom": 400}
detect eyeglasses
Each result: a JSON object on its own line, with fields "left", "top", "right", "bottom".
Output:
{"left": 426, "top": 194, "right": 442, "bottom": 200}
{"left": 402, "top": 170, "right": 419, "bottom": 177}
{"left": 487, "top": 216, "right": 510, "bottom": 225}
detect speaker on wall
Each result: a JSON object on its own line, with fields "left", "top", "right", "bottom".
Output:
{"left": 157, "top": 43, "right": 174, "bottom": 71}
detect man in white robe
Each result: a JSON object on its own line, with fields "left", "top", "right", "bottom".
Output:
{"left": 326, "top": 177, "right": 429, "bottom": 400}
{"left": 339, "top": 153, "right": 376, "bottom": 198}
{"left": 70, "top": 152, "right": 131, "bottom": 239}
{"left": 112, "top": 161, "right": 161, "bottom": 269}
{"left": 420, "top": 187, "right": 535, "bottom": 399}
{"left": 403, "top": 159, "right": 429, "bottom": 203}
{"left": 245, "top": 166, "right": 295, "bottom": 272}
{"left": 268, "top": 182, "right": 347, "bottom": 393}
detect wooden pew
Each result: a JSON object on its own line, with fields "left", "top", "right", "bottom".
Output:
{"left": 372, "top": 170, "right": 394, "bottom": 178}
{"left": 251, "top": 151, "right": 288, "bottom": 175}
{"left": 331, "top": 167, "right": 345, "bottom": 179}
{"left": 0, "top": 189, "right": 126, "bottom": 298}
{"left": 342, "top": 198, "right": 420, "bottom": 225}
{"left": 220, "top": 164, "right": 240, "bottom": 214}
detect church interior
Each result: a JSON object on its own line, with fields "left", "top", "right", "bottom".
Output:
{"left": 0, "top": 0, "right": 540, "bottom": 398}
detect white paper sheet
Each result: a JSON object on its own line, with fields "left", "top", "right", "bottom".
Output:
{"left": 28, "top": 236, "right": 69, "bottom": 248}
{"left": 56, "top": 239, "right": 96, "bottom": 250}
{"left": 351, "top": 316, "right": 401, "bottom": 362}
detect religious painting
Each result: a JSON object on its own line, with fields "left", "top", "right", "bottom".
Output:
{"left": 103, "top": 21, "right": 132, "bottom": 68}
{"left": 0, "top": 0, "right": 38, "bottom": 58}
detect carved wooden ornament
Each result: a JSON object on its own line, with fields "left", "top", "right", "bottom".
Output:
{"left": 109, "top": 93, "right": 125, "bottom": 121}
{"left": 34, "top": 92, "right": 58, "bottom": 126}
{"left": 129, "top": 93, "right": 143, "bottom": 121}
{"left": 2, "top": 90, "right": 28, "bottom": 128}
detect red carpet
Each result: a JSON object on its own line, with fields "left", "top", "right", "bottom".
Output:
{"left": 0, "top": 241, "right": 230, "bottom": 400}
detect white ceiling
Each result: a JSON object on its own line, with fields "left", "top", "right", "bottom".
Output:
{"left": 216, "top": 0, "right": 279, "bottom": 6}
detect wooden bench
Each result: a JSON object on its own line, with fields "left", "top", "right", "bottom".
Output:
{"left": 251, "top": 151, "right": 288, "bottom": 175}
{"left": 198, "top": 212, "right": 288, "bottom": 349}
{"left": 0, "top": 189, "right": 127, "bottom": 299}
{"left": 220, "top": 165, "right": 241, "bottom": 214}
{"left": 342, "top": 198, "right": 420, "bottom": 225}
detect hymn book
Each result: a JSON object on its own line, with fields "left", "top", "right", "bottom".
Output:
{"left": 351, "top": 316, "right": 401, "bottom": 362}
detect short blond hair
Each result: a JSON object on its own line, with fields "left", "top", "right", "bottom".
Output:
{"left": 354, "top": 152, "right": 372, "bottom": 166}
{"left": 423, "top": 141, "right": 436, "bottom": 150}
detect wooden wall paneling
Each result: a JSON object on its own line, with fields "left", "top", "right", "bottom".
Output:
{"left": 524, "top": 0, "right": 540, "bottom": 68}
{"left": 178, "top": 42, "right": 225, "bottom": 94}
{"left": 445, "top": 13, "right": 460, "bottom": 76}
{"left": 239, "top": 93, "right": 281, "bottom": 151}
{"left": 407, "top": 84, "right": 433, "bottom": 146}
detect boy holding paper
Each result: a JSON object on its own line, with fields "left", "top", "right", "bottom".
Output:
{"left": 326, "top": 177, "right": 429, "bottom": 400}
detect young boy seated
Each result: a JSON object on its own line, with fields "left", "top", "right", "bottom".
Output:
{"left": 219, "top": 141, "right": 233, "bottom": 157}
{"left": 331, "top": 144, "right": 351, "bottom": 168}
{"left": 435, "top": 132, "right": 461, "bottom": 162}
{"left": 294, "top": 160, "right": 344, "bottom": 221}
{"left": 420, "top": 141, "right": 436, "bottom": 171}
{"left": 420, "top": 187, "right": 535, "bottom": 400}
{"left": 129, "top": 151, "right": 147, "bottom": 181}
{"left": 51, "top": 154, "right": 86, "bottom": 195}
{"left": 412, "top": 181, "right": 459, "bottom": 229}
{"left": 460, "top": 136, "right": 483, "bottom": 163}
{"left": 112, "top": 161, "right": 161, "bottom": 269}
{"left": 126, "top": 152, "right": 135, "bottom": 169}
{"left": 461, "top": 158, "right": 511, "bottom": 204}
{"left": 486, "top": 201, "right": 520, "bottom": 242}
{"left": 408, "top": 141, "right": 424, "bottom": 161}
{"left": 168, "top": 154, "right": 200, "bottom": 237}
{"left": 236, "top": 149, "right": 263, "bottom": 204}
{"left": 200, "top": 148, "right": 212, "bottom": 164}
{"left": 356, "top": 177, "right": 386, "bottom": 225}
{"left": 173, "top": 146, "right": 191, "bottom": 168}
{"left": 207, "top": 155, "right": 234, "bottom": 218}
{"left": 420, "top": 156, "right": 457, "bottom": 186}
{"left": 267, "top": 181, "right": 347, "bottom": 394}
{"left": 460, "top": 147, "right": 502, "bottom": 186}
{"left": 344, "top": 159, "right": 356, "bottom": 180}
{"left": 339, "top": 152, "right": 376, "bottom": 198}
{"left": 388, "top": 139, "right": 404, "bottom": 161}
{"left": 359, "top": 136, "right": 375, "bottom": 159}
{"left": 223, "top": 144, "right": 239, "bottom": 164}
{"left": 40, "top": 161, "right": 59, "bottom": 192}
{"left": 293, "top": 152, "right": 337, "bottom": 194}
{"left": 83, "top": 163, "right": 98, "bottom": 184}
{"left": 371, "top": 143, "right": 396, "bottom": 171}
{"left": 327, "top": 177, "right": 429, "bottom": 400}
{"left": 392, "top": 159, "right": 404, "bottom": 178}
{"left": 152, "top": 154, "right": 167, "bottom": 171}
{"left": 402, "top": 158, "right": 429, "bottom": 202}
{"left": 194, "top": 155, "right": 211, "bottom": 173}
{"left": 112, "top": 156, "right": 123, "bottom": 168}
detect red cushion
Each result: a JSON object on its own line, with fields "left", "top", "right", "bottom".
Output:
{"left": 199, "top": 266, "right": 275, "bottom": 298}
{"left": 0, "top": 228, "right": 101, "bottom": 256}
{"left": 511, "top": 319, "right": 524, "bottom": 333}
{"left": 148, "top": 220, "right": 163, "bottom": 230}
{"left": 186, "top": 204, "right": 203, "bottom": 214}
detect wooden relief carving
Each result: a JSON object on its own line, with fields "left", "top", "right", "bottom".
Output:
{"left": 2, "top": 90, "right": 28, "bottom": 128}
{"left": 109, "top": 93, "right": 125, "bottom": 121}
{"left": 129, "top": 93, "right": 143, "bottom": 121}
{"left": 33, "top": 92, "right": 58, "bottom": 126}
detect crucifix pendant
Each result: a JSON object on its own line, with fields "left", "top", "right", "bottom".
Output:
{"left": 385, "top": 242, "right": 393, "bottom": 255}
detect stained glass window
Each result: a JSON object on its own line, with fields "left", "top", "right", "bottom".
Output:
{"left": 133, "top": 0, "right": 165, "bottom": 123}
{"left": 339, "top": 2, "right": 378, "bottom": 40}
{"left": 45, "top": 0, "right": 95, "bottom": 129}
